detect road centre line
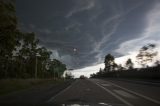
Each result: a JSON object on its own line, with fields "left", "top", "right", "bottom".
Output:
{"left": 105, "top": 80, "right": 160, "bottom": 105}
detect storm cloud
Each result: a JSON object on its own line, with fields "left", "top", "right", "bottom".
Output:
{"left": 16, "top": 0, "right": 158, "bottom": 69}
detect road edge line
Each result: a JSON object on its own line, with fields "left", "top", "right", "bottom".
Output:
{"left": 106, "top": 80, "right": 160, "bottom": 105}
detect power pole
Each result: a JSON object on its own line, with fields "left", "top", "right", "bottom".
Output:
{"left": 35, "top": 55, "right": 37, "bottom": 79}
{"left": 35, "top": 53, "right": 40, "bottom": 79}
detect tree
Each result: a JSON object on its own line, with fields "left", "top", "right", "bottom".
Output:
{"left": 48, "top": 59, "right": 66, "bottom": 79}
{"left": 104, "top": 54, "right": 116, "bottom": 72}
{"left": 136, "top": 44, "right": 158, "bottom": 67}
{"left": 15, "top": 32, "right": 40, "bottom": 78}
{"left": 125, "top": 58, "right": 134, "bottom": 69}
{"left": 90, "top": 73, "right": 96, "bottom": 78}
{"left": 154, "top": 60, "right": 160, "bottom": 67}
{"left": 0, "top": 0, "right": 67, "bottom": 79}
{"left": 96, "top": 68, "right": 104, "bottom": 77}
{"left": 0, "top": 0, "right": 19, "bottom": 78}
{"left": 36, "top": 47, "right": 52, "bottom": 78}
{"left": 65, "top": 71, "right": 74, "bottom": 79}
{"left": 117, "top": 64, "right": 125, "bottom": 71}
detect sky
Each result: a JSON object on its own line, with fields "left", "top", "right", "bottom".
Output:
{"left": 16, "top": 0, "right": 160, "bottom": 77}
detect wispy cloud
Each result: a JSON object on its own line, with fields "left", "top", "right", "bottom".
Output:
{"left": 91, "top": 2, "right": 143, "bottom": 63}
{"left": 65, "top": 22, "right": 82, "bottom": 31}
{"left": 94, "top": 16, "right": 122, "bottom": 63}
{"left": 17, "top": 0, "right": 156, "bottom": 71}
{"left": 94, "top": 15, "right": 122, "bottom": 52}
{"left": 115, "top": 1, "right": 160, "bottom": 56}
{"left": 65, "top": 0, "right": 95, "bottom": 18}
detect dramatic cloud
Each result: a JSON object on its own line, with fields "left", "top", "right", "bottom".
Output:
{"left": 115, "top": 1, "right": 160, "bottom": 55}
{"left": 16, "top": 0, "right": 159, "bottom": 73}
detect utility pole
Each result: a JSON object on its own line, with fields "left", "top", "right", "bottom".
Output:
{"left": 35, "top": 53, "right": 40, "bottom": 79}
{"left": 35, "top": 55, "right": 37, "bottom": 79}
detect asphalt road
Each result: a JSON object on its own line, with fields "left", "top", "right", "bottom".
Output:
{"left": 0, "top": 79, "right": 160, "bottom": 106}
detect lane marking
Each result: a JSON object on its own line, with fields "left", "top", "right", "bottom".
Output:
{"left": 94, "top": 82, "right": 134, "bottom": 106}
{"left": 99, "top": 102, "right": 111, "bottom": 106}
{"left": 119, "top": 79, "right": 160, "bottom": 86}
{"left": 47, "top": 80, "right": 78, "bottom": 103}
{"left": 106, "top": 80, "right": 160, "bottom": 105}
{"left": 101, "top": 84, "right": 111, "bottom": 86}
{"left": 113, "top": 90, "right": 137, "bottom": 99}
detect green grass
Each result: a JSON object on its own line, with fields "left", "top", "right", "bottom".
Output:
{"left": 0, "top": 79, "right": 64, "bottom": 95}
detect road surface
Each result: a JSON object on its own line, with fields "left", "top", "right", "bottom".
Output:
{"left": 0, "top": 79, "right": 160, "bottom": 106}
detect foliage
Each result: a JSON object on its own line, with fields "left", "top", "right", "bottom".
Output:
{"left": 125, "top": 58, "right": 134, "bottom": 69}
{"left": 48, "top": 59, "right": 66, "bottom": 78}
{"left": 91, "top": 44, "right": 159, "bottom": 79}
{"left": 0, "top": 0, "right": 66, "bottom": 79}
{"left": 65, "top": 72, "right": 74, "bottom": 79}
{"left": 104, "top": 54, "right": 117, "bottom": 72}
{"left": 0, "top": 0, "right": 18, "bottom": 78}
{"left": 136, "top": 44, "right": 158, "bottom": 67}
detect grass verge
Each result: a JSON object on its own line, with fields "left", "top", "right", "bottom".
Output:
{"left": 0, "top": 79, "right": 65, "bottom": 96}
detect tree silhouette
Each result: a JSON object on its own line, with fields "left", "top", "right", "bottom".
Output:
{"left": 48, "top": 59, "right": 66, "bottom": 79}
{"left": 65, "top": 71, "right": 74, "bottom": 79}
{"left": 0, "top": 0, "right": 18, "bottom": 78}
{"left": 104, "top": 54, "right": 116, "bottom": 72}
{"left": 91, "top": 51, "right": 160, "bottom": 79}
{"left": 0, "top": 1, "right": 67, "bottom": 79}
{"left": 125, "top": 58, "right": 134, "bottom": 69}
{"left": 136, "top": 44, "right": 158, "bottom": 67}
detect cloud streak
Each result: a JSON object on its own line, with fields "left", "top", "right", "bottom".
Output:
{"left": 16, "top": 0, "right": 158, "bottom": 70}
{"left": 91, "top": 1, "right": 143, "bottom": 63}
{"left": 115, "top": 1, "right": 160, "bottom": 56}
{"left": 66, "top": 0, "right": 95, "bottom": 18}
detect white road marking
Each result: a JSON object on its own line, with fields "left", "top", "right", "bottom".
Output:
{"left": 121, "top": 79, "right": 160, "bottom": 85}
{"left": 106, "top": 80, "right": 160, "bottom": 105}
{"left": 113, "top": 90, "right": 137, "bottom": 99}
{"left": 99, "top": 102, "right": 110, "bottom": 105}
{"left": 94, "top": 82, "right": 134, "bottom": 106}
{"left": 47, "top": 80, "right": 78, "bottom": 103}
{"left": 101, "top": 84, "right": 111, "bottom": 86}
{"left": 67, "top": 104, "right": 89, "bottom": 106}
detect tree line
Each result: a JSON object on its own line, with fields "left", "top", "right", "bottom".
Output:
{"left": 90, "top": 44, "right": 160, "bottom": 79}
{"left": 0, "top": 0, "right": 66, "bottom": 79}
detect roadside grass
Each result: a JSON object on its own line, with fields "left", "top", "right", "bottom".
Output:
{"left": 0, "top": 79, "right": 65, "bottom": 96}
